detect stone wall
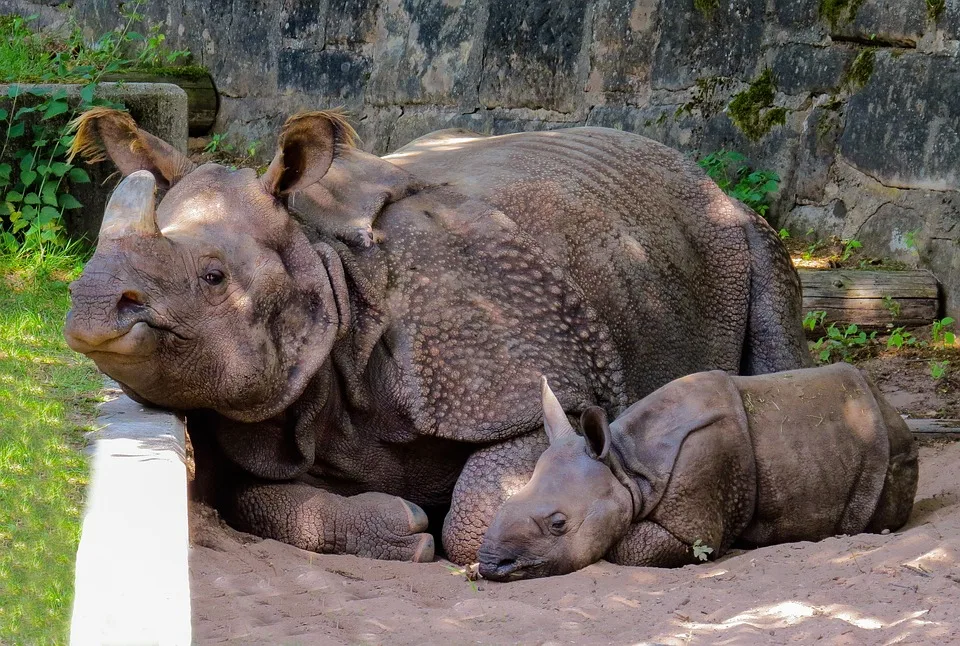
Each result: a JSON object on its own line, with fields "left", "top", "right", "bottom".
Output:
{"left": 5, "top": 0, "right": 960, "bottom": 316}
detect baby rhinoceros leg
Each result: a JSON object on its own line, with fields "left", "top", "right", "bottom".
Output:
{"left": 607, "top": 521, "right": 697, "bottom": 567}
{"left": 229, "top": 482, "right": 435, "bottom": 562}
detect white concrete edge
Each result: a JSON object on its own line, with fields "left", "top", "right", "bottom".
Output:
{"left": 70, "top": 381, "right": 191, "bottom": 646}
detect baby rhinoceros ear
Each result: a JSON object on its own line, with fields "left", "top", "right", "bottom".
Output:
{"left": 580, "top": 407, "right": 611, "bottom": 460}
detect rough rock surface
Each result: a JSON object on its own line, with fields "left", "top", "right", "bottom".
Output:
{"left": 5, "top": 0, "right": 959, "bottom": 316}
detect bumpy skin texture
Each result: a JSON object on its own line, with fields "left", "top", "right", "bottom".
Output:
{"left": 63, "top": 113, "right": 810, "bottom": 563}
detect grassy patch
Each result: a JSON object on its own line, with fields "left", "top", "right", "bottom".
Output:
{"left": 0, "top": 245, "right": 101, "bottom": 644}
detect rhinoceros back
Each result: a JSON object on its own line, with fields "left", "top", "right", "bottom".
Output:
{"left": 388, "top": 127, "right": 758, "bottom": 402}
{"left": 733, "top": 363, "right": 896, "bottom": 544}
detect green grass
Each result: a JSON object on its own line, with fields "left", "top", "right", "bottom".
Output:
{"left": 0, "top": 244, "right": 101, "bottom": 644}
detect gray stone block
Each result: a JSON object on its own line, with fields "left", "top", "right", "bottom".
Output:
{"left": 651, "top": 0, "right": 765, "bottom": 91}
{"left": 839, "top": 52, "right": 960, "bottom": 190}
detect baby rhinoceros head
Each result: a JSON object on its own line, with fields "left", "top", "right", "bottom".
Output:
{"left": 478, "top": 378, "right": 634, "bottom": 582}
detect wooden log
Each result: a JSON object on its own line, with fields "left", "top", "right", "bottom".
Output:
{"left": 798, "top": 269, "right": 939, "bottom": 327}
{"left": 103, "top": 71, "right": 218, "bottom": 136}
{"left": 905, "top": 418, "right": 960, "bottom": 440}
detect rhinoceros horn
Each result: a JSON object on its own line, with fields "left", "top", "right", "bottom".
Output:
{"left": 98, "top": 170, "right": 160, "bottom": 240}
{"left": 541, "top": 376, "right": 577, "bottom": 444}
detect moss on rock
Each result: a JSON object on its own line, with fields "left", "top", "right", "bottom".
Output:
{"left": 819, "top": 0, "right": 866, "bottom": 29}
{"left": 728, "top": 69, "right": 787, "bottom": 141}
{"left": 845, "top": 49, "right": 876, "bottom": 90}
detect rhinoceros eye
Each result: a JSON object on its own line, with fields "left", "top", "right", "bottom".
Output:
{"left": 202, "top": 270, "right": 224, "bottom": 286}
{"left": 548, "top": 513, "right": 568, "bottom": 536}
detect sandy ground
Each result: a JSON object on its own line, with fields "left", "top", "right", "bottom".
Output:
{"left": 189, "top": 438, "right": 960, "bottom": 645}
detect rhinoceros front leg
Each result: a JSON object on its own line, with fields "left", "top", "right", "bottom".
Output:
{"left": 606, "top": 521, "right": 698, "bottom": 568}
{"left": 443, "top": 432, "right": 548, "bottom": 565}
{"left": 227, "top": 481, "right": 435, "bottom": 562}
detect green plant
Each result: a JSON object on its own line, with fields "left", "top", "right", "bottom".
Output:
{"left": 883, "top": 296, "right": 901, "bottom": 319}
{"left": 0, "top": 3, "right": 194, "bottom": 252}
{"left": 841, "top": 238, "right": 862, "bottom": 261}
{"left": 930, "top": 360, "right": 949, "bottom": 381}
{"left": 812, "top": 323, "right": 876, "bottom": 363}
{"left": 803, "top": 310, "right": 827, "bottom": 332}
{"left": 1, "top": 84, "right": 105, "bottom": 250}
{"left": 778, "top": 228, "right": 790, "bottom": 240}
{"left": 904, "top": 230, "right": 920, "bottom": 251}
{"left": 819, "top": 0, "right": 866, "bottom": 29}
{"left": 887, "top": 326, "right": 918, "bottom": 350}
{"left": 801, "top": 239, "right": 826, "bottom": 261}
{"left": 692, "top": 539, "right": 713, "bottom": 562}
{"left": 931, "top": 317, "right": 956, "bottom": 346}
{"left": 203, "top": 132, "right": 233, "bottom": 154}
{"left": 697, "top": 150, "right": 781, "bottom": 217}
{"left": 694, "top": 0, "right": 720, "bottom": 18}
{"left": 927, "top": 0, "right": 946, "bottom": 21}
{"left": 445, "top": 563, "right": 479, "bottom": 591}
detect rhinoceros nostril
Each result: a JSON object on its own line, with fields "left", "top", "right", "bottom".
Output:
{"left": 118, "top": 290, "right": 145, "bottom": 313}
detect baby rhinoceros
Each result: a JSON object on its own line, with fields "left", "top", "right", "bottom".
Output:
{"left": 478, "top": 363, "right": 919, "bottom": 581}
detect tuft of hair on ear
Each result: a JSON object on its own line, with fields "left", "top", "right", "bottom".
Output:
{"left": 280, "top": 108, "right": 359, "bottom": 151}
{"left": 67, "top": 107, "right": 140, "bottom": 164}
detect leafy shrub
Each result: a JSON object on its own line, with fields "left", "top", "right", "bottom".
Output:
{"left": 811, "top": 323, "right": 876, "bottom": 363}
{"left": 697, "top": 150, "right": 780, "bottom": 217}
{"left": 0, "top": 3, "right": 193, "bottom": 252}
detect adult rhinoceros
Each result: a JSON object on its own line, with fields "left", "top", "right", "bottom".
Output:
{"left": 64, "top": 108, "right": 809, "bottom": 564}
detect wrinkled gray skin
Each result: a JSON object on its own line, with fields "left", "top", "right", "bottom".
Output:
{"left": 63, "top": 110, "right": 810, "bottom": 564}
{"left": 480, "top": 364, "right": 919, "bottom": 581}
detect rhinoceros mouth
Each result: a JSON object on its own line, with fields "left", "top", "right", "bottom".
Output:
{"left": 477, "top": 556, "right": 547, "bottom": 582}
{"left": 65, "top": 320, "right": 160, "bottom": 358}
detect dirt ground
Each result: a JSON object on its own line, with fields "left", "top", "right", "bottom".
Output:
{"left": 189, "top": 435, "right": 959, "bottom": 645}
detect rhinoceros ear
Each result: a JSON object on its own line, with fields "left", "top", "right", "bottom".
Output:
{"left": 69, "top": 108, "right": 195, "bottom": 190}
{"left": 541, "top": 377, "right": 577, "bottom": 444}
{"left": 580, "top": 406, "right": 611, "bottom": 460}
{"left": 262, "top": 111, "right": 358, "bottom": 197}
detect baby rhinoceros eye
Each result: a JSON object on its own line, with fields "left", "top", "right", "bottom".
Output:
{"left": 202, "top": 270, "right": 224, "bottom": 286}
{"left": 548, "top": 512, "right": 568, "bottom": 536}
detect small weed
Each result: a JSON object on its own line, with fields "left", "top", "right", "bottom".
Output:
{"left": 445, "top": 563, "right": 480, "bottom": 592}
{"left": 692, "top": 539, "right": 714, "bottom": 562}
{"left": 930, "top": 360, "right": 949, "bottom": 381}
{"left": 812, "top": 323, "right": 876, "bottom": 363}
{"left": 904, "top": 230, "right": 920, "bottom": 252}
{"left": 694, "top": 0, "right": 720, "bottom": 18}
{"left": 697, "top": 150, "right": 780, "bottom": 218}
{"left": 802, "top": 239, "right": 826, "bottom": 261}
{"left": 927, "top": 0, "right": 946, "bottom": 21}
{"left": 779, "top": 228, "right": 790, "bottom": 240}
{"left": 887, "top": 327, "right": 919, "bottom": 350}
{"left": 841, "top": 239, "right": 862, "bottom": 261}
{"left": 803, "top": 310, "right": 827, "bottom": 332}
{"left": 931, "top": 317, "right": 956, "bottom": 347}
{"left": 203, "top": 133, "right": 232, "bottom": 154}
{"left": 883, "top": 296, "right": 901, "bottom": 319}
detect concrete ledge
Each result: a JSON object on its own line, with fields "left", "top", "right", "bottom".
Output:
{"left": 70, "top": 382, "right": 191, "bottom": 646}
